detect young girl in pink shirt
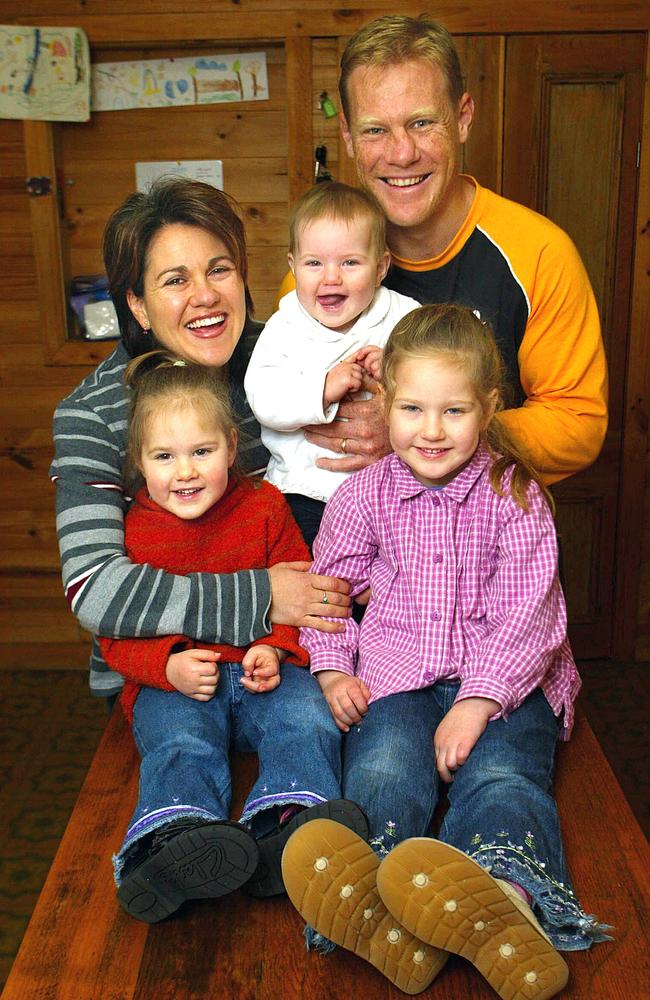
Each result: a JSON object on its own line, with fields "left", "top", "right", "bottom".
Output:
{"left": 282, "top": 304, "right": 609, "bottom": 999}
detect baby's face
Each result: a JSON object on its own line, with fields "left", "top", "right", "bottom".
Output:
{"left": 289, "top": 215, "right": 389, "bottom": 332}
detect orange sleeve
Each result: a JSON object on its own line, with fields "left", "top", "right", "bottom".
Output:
{"left": 497, "top": 226, "right": 607, "bottom": 484}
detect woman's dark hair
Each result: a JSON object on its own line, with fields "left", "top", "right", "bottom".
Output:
{"left": 103, "top": 177, "right": 254, "bottom": 357}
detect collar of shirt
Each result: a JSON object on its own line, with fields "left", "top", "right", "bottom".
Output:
{"left": 390, "top": 442, "right": 493, "bottom": 502}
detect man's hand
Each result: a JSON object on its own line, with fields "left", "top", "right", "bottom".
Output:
{"left": 268, "top": 561, "right": 351, "bottom": 633}
{"left": 303, "top": 395, "right": 390, "bottom": 473}
{"left": 316, "top": 669, "right": 370, "bottom": 732}
{"left": 324, "top": 360, "right": 365, "bottom": 407}
{"left": 241, "top": 644, "right": 281, "bottom": 693}
{"left": 165, "top": 648, "right": 221, "bottom": 701}
{"left": 434, "top": 697, "right": 501, "bottom": 782}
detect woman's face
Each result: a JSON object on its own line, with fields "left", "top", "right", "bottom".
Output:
{"left": 127, "top": 223, "right": 246, "bottom": 367}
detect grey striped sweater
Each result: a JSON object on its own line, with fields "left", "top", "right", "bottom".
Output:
{"left": 50, "top": 330, "right": 271, "bottom": 697}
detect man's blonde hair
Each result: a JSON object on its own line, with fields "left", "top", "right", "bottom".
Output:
{"left": 339, "top": 14, "right": 464, "bottom": 123}
{"left": 288, "top": 182, "right": 387, "bottom": 260}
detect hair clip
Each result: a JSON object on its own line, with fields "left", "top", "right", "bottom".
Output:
{"left": 172, "top": 359, "right": 188, "bottom": 367}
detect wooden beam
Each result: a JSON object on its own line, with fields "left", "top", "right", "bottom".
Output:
{"left": 618, "top": 41, "right": 650, "bottom": 659}
{"left": 286, "top": 36, "right": 313, "bottom": 206}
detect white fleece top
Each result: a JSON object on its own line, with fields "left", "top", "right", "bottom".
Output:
{"left": 244, "top": 286, "right": 419, "bottom": 501}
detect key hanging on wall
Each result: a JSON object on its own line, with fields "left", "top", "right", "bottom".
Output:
{"left": 314, "top": 144, "right": 333, "bottom": 183}
{"left": 313, "top": 90, "right": 336, "bottom": 183}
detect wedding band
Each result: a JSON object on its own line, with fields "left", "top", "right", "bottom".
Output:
{"left": 341, "top": 438, "right": 348, "bottom": 452}
{"left": 322, "top": 592, "right": 329, "bottom": 605}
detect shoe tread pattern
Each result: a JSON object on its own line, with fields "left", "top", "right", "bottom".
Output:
{"left": 377, "top": 838, "right": 569, "bottom": 1000}
{"left": 281, "top": 819, "right": 447, "bottom": 996}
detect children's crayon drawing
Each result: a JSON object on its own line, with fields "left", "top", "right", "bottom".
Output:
{"left": 0, "top": 24, "right": 90, "bottom": 121}
{"left": 92, "top": 52, "right": 268, "bottom": 112}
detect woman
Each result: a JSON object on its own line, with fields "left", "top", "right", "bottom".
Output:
{"left": 51, "top": 177, "right": 351, "bottom": 701}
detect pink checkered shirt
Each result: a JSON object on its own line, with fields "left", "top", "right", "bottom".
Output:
{"left": 301, "top": 444, "right": 580, "bottom": 738}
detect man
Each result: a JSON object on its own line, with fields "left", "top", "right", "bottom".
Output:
{"left": 303, "top": 14, "right": 607, "bottom": 484}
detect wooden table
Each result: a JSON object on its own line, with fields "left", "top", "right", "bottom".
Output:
{"left": 2, "top": 707, "right": 648, "bottom": 999}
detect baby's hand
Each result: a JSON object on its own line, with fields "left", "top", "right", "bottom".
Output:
{"left": 434, "top": 697, "right": 500, "bottom": 782}
{"left": 354, "top": 344, "right": 383, "bottom": 381}
{"left": 165, "top": 648, "right": 221, "bottom": 701}
{"left": 241, "top": 644, "right": 281, "bottom": 693}
{"left": 316, "top": 670, "right": 370, "bottom": 732}
{"left": 324, "top": 360, "right": 364, "bottom": 407}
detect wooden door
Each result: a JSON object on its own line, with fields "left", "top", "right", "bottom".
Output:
{"left": 503, "top": 33, "right": 645, "bottom": 658}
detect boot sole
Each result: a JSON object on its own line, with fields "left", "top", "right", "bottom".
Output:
{"left": 281, "top": 818, "right": 448, "bottom": 995}
{"left": 117, "top": 821, "right": 259, "bottom": 923}
{"left": 376, "top": 838, "right": 569, "bottom": 1000}
{"left": 245, "top": 798, "right": 369, "bottom": 898}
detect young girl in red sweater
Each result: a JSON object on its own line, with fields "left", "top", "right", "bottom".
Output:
{"left": 99, "top": 351, "right": 366, "bottom": 923}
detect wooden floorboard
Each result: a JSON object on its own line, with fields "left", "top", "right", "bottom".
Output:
{"left": 2, "top": 707, "right": 648, "bottom": 999}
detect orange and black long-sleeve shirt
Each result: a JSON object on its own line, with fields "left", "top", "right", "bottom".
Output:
{"left": 382, "top": 179, "right": 608, "bottom": 485}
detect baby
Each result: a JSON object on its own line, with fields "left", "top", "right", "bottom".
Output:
{"left": 244, "top": 181, "right": 418, "bottom": 546}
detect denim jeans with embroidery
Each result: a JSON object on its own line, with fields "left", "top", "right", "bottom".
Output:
{"left": 113, "top": 662, "right": 343, "bottom": 882}
{"left": 342, "top": 681, "right": 610, "bottom": 951}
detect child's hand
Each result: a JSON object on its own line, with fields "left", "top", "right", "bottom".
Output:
{"left": 316, "top": 670, "right": 370, "bottom": 732}
{"left": 434, "top": 697, "right": 501, "bottom": 782}
{"left": 323, "top": 360, "right": 364, "bottom": 406}
{"left": 354, "top": 344, "right": 383, "bottom": 381}
{"left": 241, "top": 644, "right": 282, "bottom": 693}
{"left": 165, "top": 648, "right": 221, "bottom": 701}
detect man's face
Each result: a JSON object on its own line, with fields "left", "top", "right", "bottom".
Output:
{"left": 340, "top": 59, "right": 473, "bottom": 243}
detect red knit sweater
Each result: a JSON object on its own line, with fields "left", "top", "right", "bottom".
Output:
{"left": 99, "top": 477, "right": 311, "bottom": 722}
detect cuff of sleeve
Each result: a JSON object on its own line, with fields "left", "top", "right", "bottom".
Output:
{"left": 310, "top": 649, "right": 355, "bottom": 677}
{"left": 455, "top": 675, "right": 515, "bottom": 720}
{"left": 257, "top": 569, "right": 274, "bottom": 637}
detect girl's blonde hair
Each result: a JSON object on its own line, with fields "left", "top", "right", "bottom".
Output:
{"left": 124, "top": 350, "right": 240, "bottom": 491}
{"left": 381, "top": 304, "right": 553, "bottom": 512}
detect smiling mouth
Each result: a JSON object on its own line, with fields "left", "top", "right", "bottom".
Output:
{"left": 383, "top": 174, "right": 430, "bottom": 188}
{"left": 174, "top": 488, "right": 202, "bottom": 497}
{"left": 417, "top": 447, "right": 448, "bottom": 457}
{"left": 317, "top": 295, "right": 347, "bottom": 308}
{"left": 186, "top": 314, "right": 225, "bottom": 330}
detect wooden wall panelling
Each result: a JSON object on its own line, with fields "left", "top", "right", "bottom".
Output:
{"left": 5, "top": 1, "right": 649, "bottom": 38}
{"left": 627, "top": 40, "right": 650, "bottom": 660}
{"left": 503, "top": 33, "right": 646, "bottom": 657}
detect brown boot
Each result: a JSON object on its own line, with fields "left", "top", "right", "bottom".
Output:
{"left": 281, "top": 818, "right": 448, "bottom": 995}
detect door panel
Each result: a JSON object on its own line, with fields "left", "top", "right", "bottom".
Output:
{"left": 503, "top": 33, "right": 644, "bottom": 656}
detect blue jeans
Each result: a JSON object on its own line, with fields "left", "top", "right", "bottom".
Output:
{"left": 115, "top": 662, "right": 342, "bottom": 880}
{"left": 343, "top": 682, "right": 608, "bottom": 951}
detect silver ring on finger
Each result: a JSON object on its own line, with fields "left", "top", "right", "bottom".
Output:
{"left": 322, "top": 591, "right": 329, "bottom": 605}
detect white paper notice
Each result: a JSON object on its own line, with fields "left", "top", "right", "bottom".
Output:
{"left": 135, "top": 160, "right": 224, "bottom": 192}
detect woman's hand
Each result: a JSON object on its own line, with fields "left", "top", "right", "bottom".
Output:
{"left": 434, "top": 697, "right": 501, "bottom": 782}
{"left": 316, "top": 669, "right": 371, "bottom": 732}
{"left": 165, "top": 648, "right": 221, "bottom": 701}
{"left": 268, "top": 561, "right": 351, "bottom": 632}
{"left": 241, "top": 644, "right": 282, "bottom": 693}
{"left": 303, "top": 395, "right": 390, "bottom": 473}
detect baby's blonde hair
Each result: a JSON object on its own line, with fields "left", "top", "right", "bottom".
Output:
{"left": 288, "top": 181, "right": 387, "bottom": 261}
{"left": 382, "top": 304, "right": 553, "bottom": 512}
{"left": 124, "top": 350, "right": 240, "bottom": 491}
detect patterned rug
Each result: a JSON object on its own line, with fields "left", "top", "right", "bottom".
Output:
{"left": 0, "top": 663, "right": 647, "bottom": 989}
